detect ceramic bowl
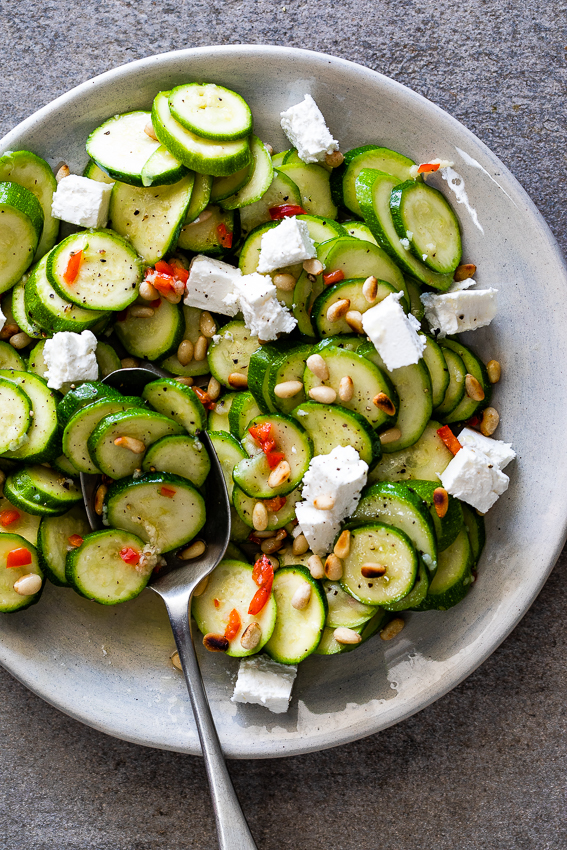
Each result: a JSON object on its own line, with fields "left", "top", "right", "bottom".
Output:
{"left": 1, "top": 46, "right": 567, "bottom": 758}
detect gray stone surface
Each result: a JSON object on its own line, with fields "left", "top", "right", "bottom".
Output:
{"left": 1, "top": 1, "right": 566, "bottom": 848}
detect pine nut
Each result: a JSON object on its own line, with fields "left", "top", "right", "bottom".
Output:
{"left": 325, "top": 150, "right": 344, "bottom": 168}
{"left": 199, "top": 311, "right": 217, "bottom": 338}
{"left": 454, "top": 263, "right": 476, "bottom": 282}
{"left": 274, "top": 380, "right": 303, "bottom": 399}
{"left": 13, "top": 573, "right": 42, "bottom": 596}
{"left": 266, "top": 555, "right": 280, "bottom": 570}
{"left": 362, "top": 276, "right": 378, "bottom": 303}
{"left": 260, "top": 535, "right": 285, "bottom": 554}
{"left": 240, "top": 622, "right": 262, "bottom": 650}
{"left": 139, "top": 281, "right": 158, "bottom": 301}
{"left": 267, "top": 460, "right": 290, "bottom": 489}
{"left": 313, "top": 494, "right": 335, "bottom": 511}
{"left": 193, "top": 575, "right": 209, "bottom": 596}
{"left": 207, "top": 376, "right": 221, "bottom": 400}
{"left": 306, "top": 353, "right": 329, "bottom": 381}
{"left": 228, "top": 372, "right": 248, "bottom": 389}
{"left": 253, "top": 501, "right": 269, "bottom": 531}
{"left": 433, "top": 487, "right": 449, "bottom": 518}
{"left": 121, "top": 357, "right": 140, "bottom": 368}
{"left": 170, "top": 650, "right": 182, "bottom": 670}
{"left": 179, "top": 540, "right": 206, "bottom": 560}
{"left": 480, "top": 406, "right": 500, "bottom": 436}
{"left": 373, "top": 393, "right": 396, "bottom": 416}
{"left": 94, "top": 484, "right": 107, "bottom": 515}
{"left": 309, "top": 386, "right": 337, "bottom": 404}
{"left": 334, "top": 529, "right": 350, "bottom": 559}
{"left": 303, "top": 258, "right": 324, "bottom": 276}
{"left": 203, "top": 633, "right": 229, "bottom": 652}
{"left": 465, "top": 373, "right": 485, "bottom": 401}
{"left": 144, "top": 122, "right": 158, "bottom": 140}
{"left": 9, "top": 332, "right": 31, "bottom": 349}
{"left": 0, "top": 323, "right": 19, "bottom": 339}
{"left": 326, "top": 298, "right": 351, "bottom": 323}
{"left": 345, "top": 310, "right": 364, "bottom": 334}
{"left": 486, "top": 359, "right": 501, "bottom": 383}
{"left": 334, "top": 627, "right": 361, "bottom": 645}
{"left": 291, "top": 582, "right": 312, "bottom": 610}
{"left": 193, "top": 335, "right": 208, "bottom": 362}
{"left": 264, "top": 143, "right": 274, "bottom": 156}
{"left": 338, "top": 375, "right": 354, "bottom": 402}
{"left": 253, "top": 530, "right": 276, "bottom": 538}
{"left": 380, "top": 617, "right": 405, "bottom": 641}
{"left": 177, "top": 339, "right": 194, "bottom": 366}
{"left": 325, "top": 553, "right": 343, "bottom": 580}
{"left": 273, "top": 273, "right": 297, "bottom": 291}
{"left": 114, "top": 436, "right": 146, "bottom": 454}
{"left": 292, "top": 533, "right": 309, "bottom": 555}
{"left": 379, "top": 427, "right": 402, "bottom": 445}
{"left": 55, "top": 163, "right": 70, "bottom": 182}
{"left": 361, "top": 563, "right": 386, "bottom": 578}
{"left": 129, "top": 306, "right": 155, "bottom": 318}
{"left": 307, "top": 554, "right": 325, "bottom": 579}
{"left": 176, "top": 376, "right": 194, "bottom": 386}
{"left": 164, "top": 289, "right": 183, "bottom": 304}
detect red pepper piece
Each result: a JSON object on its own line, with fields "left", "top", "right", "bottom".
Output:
{"left": 224, "top": 608, "right": 241, "bottom": 641}
{"left": 464, "top": 413, "right": 482, "bottom": 429}
{"left": 437, "top": 425, "right": 462, "bottom": 455}
{"left": 152, "top": 274, "right": 176, "bottom": 295}
{"left": 248, "top": 584, "right": 271, "bottom": 615}
{"left": 115, "top": 308, "right": 129, "bottom": 322}
{"left": 150, "top": 298, "right": 162, "bottom": 309}
{"left": 6, "top": 547, "right": 32, "bottom": 568}
{"left": 193, "top": 386, "right": 216, "bottom": 411}
{"left": 265, "top": 450, "right": 284, "bottom": 469}
{"left": 64, "top": 250, "right": 83, "bottom": 284}
{"left": 217, "top": 223, "right": 233, "bottom": 249}
{"left": 249, "top": 422, "right": 273, "bottom": 445}
{"left": 323, "top": 269, "right": 345, "bottom": 286}
{"left": 119, "top": 547, "right": 140, "bottom": 565}
{"left": 169, "top": 259, "right": 189, "bottom": 283}
{"left": 417, "top": 163, "right": 441, "bottom": 174}
{"left": 264, "top": 495, "right": 286, "bottom": 512}
{"left": 0, "top": 509, "right": 20, "bottom": 527}
{"left": 160, "top": 486, "right": 176, "bottom": 498}
{"left": 67, "top": 534, "right": 84, "bottom": 548}
{"left": 213, "top": 598, "right": 221, "bottom": 609}
{"left": 252, "top": 554, "right": 274, "bottom": 587}
{"left": 268, "top": 204, "right": 307, "bottom": 220}
{"left": 155, "top": 259, "right": 175, "bottom": 277}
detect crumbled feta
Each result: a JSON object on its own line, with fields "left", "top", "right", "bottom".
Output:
{"left": 280, "top": 94, "right": 339, "bottom": 164}
{"left": 362, "top": 292, "right": 426, "bottom": 371}
{"left": 0, "top": 304, "right": 5, "bottom": 333}
{"left": 51, "top": 175, "right": 113, "bottom": 228}
{"left": 447, "top": 277, "right": 477, "bottom": 293}
{"left": 43, "top": 330, "right": 98, "bottom": 390}
{"left": 232, "top": 273, "right": 296, "bottom": 341}
{"left": 184, "top": 255, "right": 242, "bottom": 315}
{"left": 257, "top": 217, "right": 316, "bottom": 273}
{"left": 420, "top": 289, "right": 497, "bottom": 337}
{"left": 399, "top": 237, "right": 410, "bottom": 250}
{"left": 458, "top": 427, "right": 516, "bottom": 470}
{"left": 231, "top": 655, "right": 297, "bottom": 713}
{"left": 439, "top": 446, "right": 509, "bottom": 513}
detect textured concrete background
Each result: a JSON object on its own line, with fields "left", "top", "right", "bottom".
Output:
{"left": 1, "top": 1, "right": 567, "bottom": 848}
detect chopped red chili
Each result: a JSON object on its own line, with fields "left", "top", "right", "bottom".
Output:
{"left": 264, "top": 495, "right": 286, "bottom": 512}
{"left": 6, "top": 548, "right": 32, "bottom": 568}
{"left": 224, "top": 608, "right": 241, "bottom": 641}
{"left": 269, "top": 204, "right": 307, "bottom": 220}
{"left": 119, "top": 547, "right": 140, "bottom": 565}
{"left": 63, "top": 250, "right": 83, "bottom": 284}
{"left": 323, "top": 269, "right": 345, "bottom": 286}
{"left": 217, "top": 223, "right": 233, "bottom": 249}
{"left": 0, "top": 509, "right": 20, "bottom": 527}
{"left": 417, "top": 162, "right": 441, "bottom": 174}
{"left": 67, "top": 534, "right": 84, "bottom": 548}
{"left": 437, "top": 425, "right": 462, "bottom": 455}
{"left": 160, "top": 486, "right": 176, "bottom": 498}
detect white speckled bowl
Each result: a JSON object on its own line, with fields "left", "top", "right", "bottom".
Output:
{"left": 1, "top": 46, "right": 567, "bottom": 758}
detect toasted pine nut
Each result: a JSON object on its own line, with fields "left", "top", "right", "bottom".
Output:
{"left": 373, "top": 393, "right": 396, "bottom": 415}
{"left": 121, "top": 357, "right": 140, "bottom": 368}
{"left": 313, "top": 494, "right": 335, "bottom": 511}
{"left": 325, "top": 554, "right": 343, "bottom": 580}
{"left": 9, "top": 332, "right": 31, "bottom": 350}
{"left": 338, "top": 375, "right": 354, "bottom": 402}
{"left": 177, "top": 339, "right": 194, "bottom": 366}
{"left": 199, "top": 311, "right": 217, "bottom": 338}
{"left": 94, "top": 484, "right": 107, "bottom": 516}
{"left": 361, "top": 563, "right": 386, "bottom": 578}
{"left": 253, "top": 530, "right": 276, "bottom": 539}
{"left": 325, "top": 150, "right": 344, "bottom": 168}
{"left": 129, "top": 306, "right": 155, "bottom": 318}
{"left": 292, "top": 533, "right": 309, "bottom": 555}
{"left": 114, "top": 436, "right": 146, "bottom": 454}
{"left": 326, "top": 298, "right": 351, "bottom": 323}
{"left": 207, "top": 376, "right": 221, "bottom": 400}
{"left": 0, "top": 323, "right": 19, "bottom": 340}
{"left": 144, "top": 122, "right": 158, "bottom": 140}
{"left": 309, "top": 385, "right": 337, "bottom": 404}
{"left": 267, "top": 460, "right": 290, "bottom": 489}
{"left": 362, "top": 276, "right": 378, "bottom": 303}
{"left": 465, "top": 373, "right": 485, "bottom": 401}
{"left": 261, "top": 535, "right": 285, "bottom": 555}
{"left": 228, "top": 372, "right": 248, "bottom": 389}
{"left": 345, "top": 310, "right": 364, "bottom": 334}
{"left": 162, "top": 289, "right": 182, "bottom": 304}
{"left": 179, "top": 540, "right": 206, "bottom": 560}
{"left": 380, "top": 617, "right": 405, "bottom": 641}
{"left": 266, "top": 555, "right": 280, "bottom": 570}
{"left": 13, "top": 573, "right": 42, "bottom": 596}
{"left": 379, "top": 427, "right": 402, "bottom": 445}
{"left": 486, "top": 359, "right": 501, "bottom": 384}
{"left": 454, "top": 263, "right": 476, "bottom": 282}
{"left": 193, "top": 335, "right": 208, "bottom": 362}
{"left": 334, "top": 627, "right": 361, "bottom": 645}
{"left": 480, "top": 407, "right": 500, "bottom": 436}
{"left": 273, "top": 273, "right": 296, "bottom": 291}
{"left": 240, "top": 622, "right": 262, "bottom": 650}
{"left": 176, "top": 376, "right": 194, "bottom": 386}
{"left": 274, "top": 380, "right": 303, "bottom": 399}
{"left": 291, "top": 582, "right": 312, "bottom": 610}
{"left": 303, "top": 258, "right": 324, "bottom": 276}
{"left": 203, "top": 633, "right": 229, "bottom": 652}
{"left": 334, "top": 529, "right": 350, "bottom": 559}
{"left": 433, "top": 487, "right": 449, "bottom": 518}
{"left": 264, "top": 143, "right": 274, "bottom": 156}
{"left": 193, "top": 575, "right": 209, "bottom": 597}
{"left": 253, "top": 501, "right": 269, "bottom": 531}
{"left": 306, "top": 353, "right": 329, "bottom": 381}
{"left": 307, "top": 554, "right": 325, "bottom": 579}
{"left": 55, "top": 163, "right": 70, "bottom": 182}
{"left": 170, "top": 650, "right": 183, "bottom": 670}
{"left": 139, "top": 281, "right": 158, "bottom": 301}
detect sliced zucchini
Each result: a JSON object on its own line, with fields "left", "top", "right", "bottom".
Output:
{"left": 247, "top": 341, "right": 311, "bottom": 416}
{"left": 0, "top": 533, "right": 43, "bottom": 612}
{"left": 462, "top": 503, "right": 486, "bottom": 566}
{"left": 317, "top": 235, "right": 407, "bottom": 297}
{"left": 115, "top": 296, "right": 184, "bottom": 361}
{"left": 277, "top": 161, "right": 337, "bottom": 219}
{"left": 4, "top": 465, "right": 82, "bottom": 516}
{"left": 0, "top": 376, "right": 32, "bottom": 454}
{"left": 238, "top": 169, "right": 302, "bottom": 239}
{"left": 10, "top": 276, "right": 44, "bottom": 339}
{"left": 66, "top": 528, "right": 153, "bottom": 604}
{"left": 264, "top": 566, "right": 327, "bottom": 664}
{"left": 324, "top": 580, "right": 377, "bottom": 629}
{"left": 291, "top": 402, "right": 382, "bottom": 468}
{"left": 141, "top": 145, "right": 188, "bottom": 188}
{"left": 422, "top": 335, "right": 449, "bottom": 409}
{"left": 160, "top": 304, "right": 211, "bottom": 378}
{"left": 24, "top": 255, "right": 107, "bottom": 334}
{"left": 141, "top": 377, "right": 206, "bottom": 435}
{"left": 207, "top": 320, "right": 260, "bottom": 388}
{"left": 86, "top": 111, "right": 161, "bottom": 186}
{"left": 177, "top": 204, "right": 236, "bottom": 255}
{"left": 407, "top": 479, "right": 464, "bottom": 552}
{"left": 57, "top": 380, "right": 122, "bottom": 428}
{"left": 368, "top": 420, "right": 454, "bottom": 485}
{"left": 0, "top": 340, "right": 25, "bottom": 371}
{"left": 235, "top": 414, "right": 313, "bottom": 498}
{"left": 383, "top": 556, "right": 429, "bottom": 611}
{"left": 412, "top": 527, "right": 473, "bottom": 611}
{"left": 142, "top": 434, "right": 210, "bottom": 487}
{"left": 169, "top": 84, "right": 252, "bottom": 141}
{"left": 83, "top": 160, "right": 115, "bottom": 184}
{"left": 405, "top": 276, "right": 425, "bottom": 321}
{"left": 207, "top": 391, "right": 237, "bottom": 432}
{"left": 0, "top": 181, "right": 44, "bottom": 294}
{"left": 331, "top": 145, "right": 416, "bottom": 215}
{"left": 211, "top": 163, "right": 253, "bottom": 204}
{"left": 95, "top": 341, "right": 122, "bottom": 377}
{"left": 439, "top": 339, "right": 491, "bottom": 424}
{"left": 0, "top": 495, "right": 40, "bottom": 545}
{"left": 207, "top": 431, "right": 247, "bottom": 500}
{"left": 37, "top": 505, "right": 91, "bottom": 586}
{"left": 340, "top": 523, "right": 418, "bottom": 606}
{"left": 0, "top": 370, "right": 60, "bottom": 463}
{"left": 312, "top": 277, "right": 398, "bottom": 338}
{"left": 62, "top": 395, "right": 141, "bottom": 474}
{"left": 51, "top": 453, "right": 80, "bottom": 478}
{"left": 433, "top": 346, "right": 466, "bottom": 418}
{"left": 184, "top": 172, "right": 213, "bottom": 223}
{"left": 232, "top": 485, "right": 302, "bottom": 530}
{"left": 0, "top": 149, "right": 58, "bottom": 260}
{"left": 228, "top": 391, "right": 263, "bottom": 438}
{"left": 220, "top": 136, "right": 273, "bottom": 209}
{"left": 344, "top": 221, "right": 378, "bottom": 244}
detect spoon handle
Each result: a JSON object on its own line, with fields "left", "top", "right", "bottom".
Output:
{"left": 165, "top": 593, "right": 258, "bottom": 850}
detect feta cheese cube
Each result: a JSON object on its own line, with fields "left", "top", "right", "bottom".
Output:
{"left": 280, "top": 94, "right": 339, "bottom": 164}
{"left": 439, "top": 446, "right": 509, "bottom": 513}
{"left": 362, "top": 292, "right": 426, "bottom": 371}
{"left": 51, "top": 175, "right": 113, "bottom": 228}
{"left": 233, "top": 273, "right": 297, "bottom": 341}
{"left": 420, "top": 289, "right": 497, "bottom": 337}
{"left": 447, "top": 277, "right": 477, "bottom": 293}
{"left": 231, "top": 656, "right": 297, "bottom": 713}
{"left": 458, "top": 427, "right": 516, "bottom": 470}
{"left": 43, "top": 330, "right": 98, "bottom": 390}
{"left": 257, "top": 217, "right": 316, "bottom": 273}
{"left": 295, "top": 501, "right": 342, "bottom": 557}
{"left": 0, "top": 303, "right": 6, "bottom": 333}
{"left": 184, "top": 255, "right": 242, "bottom": 316}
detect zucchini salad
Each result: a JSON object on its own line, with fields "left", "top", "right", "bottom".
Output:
{"left": 0, "top": 82, "right": 515, "bottom": 713}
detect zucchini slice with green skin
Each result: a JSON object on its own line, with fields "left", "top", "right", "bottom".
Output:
{"left": 368, "top": 420, "right": 454, "bottom": 485}
{"left": 57, "top": 381, "right": 123, "bottom": 428}
{"left": 24, "top": 255, "right": 107, "bottom": 334}
{"left": 184, "top": 173, "right": 213, "bottom": 223}
{"left": 344, "top": 221, "right": 378, "bottom": 244}
{"left": 0, "top": 495, "right": 40, "bottom": 545}
{"left": 0, "top": 181, "right": 44, "bottom": 295}
{"left": 211, "top": 163, "right": 253, "bottom": 204}
{"left": 323, "top": 580, "right": 377, "bottom": 629}
{"left": 317, "top": 235, "right": 409, "bottom": 306}
{"left": 247, "top": 343, "right": 281, "bottom": 414}
{"left": 340, "top": 522, "right": 418, "bottom": 606}
{"left": 109, "top": 173, "right": 195, "bottom": 265}
{"left": 86, "top": 111, "right": 162, "bottom": 187}
{"left": 141, "top": 378, "right": 206, "bottom": 435}
{"left": 439, "top": 339, "right": 491, "bottom": 424}
{"left": 0, "top": 533, "right": 43, "bottom": 613}
{"left": 142, "top": 434, "right": 210, "bottom": 488}
{"left": 83, "top": 160, "right": 115, "bottom": 184}
{"left": 277, "top": 160, "right": 338, "bottom": 220}
{"left": 115, "top": 296, "right": 184, "bottom": 361}
{"left": 0, "top": 150, "right": 58, "bottom": 260}
{"left": 62, "top": 396, "right": 141, "bottom": 474}
{"left": 0, "top": 376, "right": 32, "bottom": 454}
{"left": 406, "top": 479, "right": 464, "bottom": 552}
{"left": 238, "top": 169, "right": 302, "bottom": 239}
{"left": 232, "top": 485, "right": 302, "bottom": 530}
{"left": 0, "top": 370, "right": 60, "bottom": 463}
{"left": 405, "top": 276, "right": 425, "bottom": 321}
{"left": 462, "top": 503, "right": 486, "bottom": 566}
{"left": 330, "top": 144, "right": 417, "bottom": 215}
{"left": 66, "top": 529, "right": 153, "bottom": 604}
{"left": 177, "top": 204, "right": 236, "bottom": 256}
{"left": 207, "top": 431, "right": 247, "bottom": 500}
{"left": 264, "top": 343, "right": 313, "bottom": 415}
{"left": 152, "top": 91, "right": 251, "bottom": 177}
{"left": 87, "top": 409, "right": 184, "bottom": 479}
{"left": 422, "top": 335, "right": 449, "bottom": 409}
{"left": 51, "top": 453, "right": 80, "bottom": 479}
{"left": 207, "top": 392, "right": 237, "bottom": 431}
{"left": 433, "top": 346, "right": 466, "bottom": 418}
{"left": 312, "top": 277, "right": 398, "bottom": 338}
{"left": 191, "top": 559, "right": 277, "bottom": 658}
{"left": 314, "top": 610, "right": 386, "bottom": 656}
{"left": 412, "top": 527, "right": 473, "bottom": 611}
{"left": 46, "top": 229, "right": 143, "bottom": 312}
{"left": 28, "top": 340, "right": 87, "bottom": 392}
{"left": 0, "top": 340, "right": 25, "bottom": 370}
{"left": 38, "top": 505, "right": 91, "bottom": 586}
{"left": 220, "top": 136, "right": 274, "bottom": 209}
{"left": 4, "top": 465, "right": 82, "bottom": 516}
{"left": 291, "top": 402, "right": 382, "bottom": 468}
{"left": 105, "top": 472, "right": 206, "bottom": 553}
{"left": 160, "top": 304, "right": 210, "bottom": 378}
{"left": 228, "top": 391, "right": 263, "bottom": 438}
{"left": 390, "top": 180, "right": 462, "bottom": 274}
{"left": 140, "top": 145, "right": 188, "bottom": 188}
{"left": 207, "top": 320, "right": 260, "bottom": 388}
{"left": 10, "top": 276, "right": 44, "bottom": 339}
{"left": 169, "top": 83, "right": 253, "bottom": 141}
{"left": 383, "top": 556, "right": 430, "bottom": 611}
{"left": 264, "top": 566, "right": 327, "bottom": 664}
{"left": 95, "top": 342, "right": 122, "bottom": 377}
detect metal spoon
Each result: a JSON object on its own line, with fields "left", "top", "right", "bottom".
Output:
{"left": 81, "top": 364, "right": 258, "bottom": 850}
